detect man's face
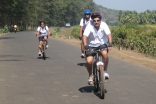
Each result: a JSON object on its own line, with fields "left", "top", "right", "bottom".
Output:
{"left": 40, "top": 22, "right": 45, "bottom": 28}
{"left": 93, "top": 17, "right": 101, "bottom": 27}
{"left": 85, "top": 14, "right": 91, "bottom": 19}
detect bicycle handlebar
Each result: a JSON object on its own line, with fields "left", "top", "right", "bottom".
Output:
{"left": 35, "top": 34, "right": 52, "bottom": 37}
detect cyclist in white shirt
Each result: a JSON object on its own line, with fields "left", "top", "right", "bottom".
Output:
{"left": 83, "top": 12, "right": 112, "bottom": 85}
{"left": 79, "top": 9, "right": 91, "bottom": 58}
{"left": 36, "top": 21, "right": 51, "bottom": 56}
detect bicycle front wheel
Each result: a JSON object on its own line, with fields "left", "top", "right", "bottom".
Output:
{"left": 42, "top": 43, "right": 46, "bottom": 60}
{"left": 98, "top": 65, "right": 105, "bottom": 99}
{"left": 93, "top": 63, "right": 99, "bottom": 92}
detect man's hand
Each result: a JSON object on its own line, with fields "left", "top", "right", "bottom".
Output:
{"left": 36, "top": 34, "right": 39, "bottom": 37}
{"left": 84, "top": 45, "right": 90, "bottom": 51}
{"left": 108, "top": 42, "right": 113, "bottom": 50}
{"left": 79, "top": 36, "right": 82, "bottom": 40}
{"left": 48, "top": 34, "right": 52, "bottom": 36}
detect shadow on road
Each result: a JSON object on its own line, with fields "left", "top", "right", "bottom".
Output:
{"left": 0, "top": 37, "right": 15, "bottom": 39}
{"left": 79, "top": 86, "right": 107, "bottom": 99}
{"left": 77, "top": 63, "right": 86, "bottom": 67}
{"left": 94, "top": 89, "right": 107, "bottom": 99}
{"left": 0, "top": 55, "right": 23, "bottom": 58}
{"left": 0, "top": 59, "right": 25, "bottom": 61}
{"left": 37, "top": 57, "right": 50, "bottom": 60}
{"left": 79, "top": 86, "right": 94, "bottom": 93}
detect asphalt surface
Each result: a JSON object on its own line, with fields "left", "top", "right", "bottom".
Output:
{"left": 0, "top": 31, "right": 156, "bottom": 104}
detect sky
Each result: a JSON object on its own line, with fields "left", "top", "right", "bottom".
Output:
{"left": 93, "top": 0, "right": 156, "bottom": 12}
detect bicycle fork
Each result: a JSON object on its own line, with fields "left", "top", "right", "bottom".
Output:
{"left": 96, "top": 56, "right": 104, "bottom": 71}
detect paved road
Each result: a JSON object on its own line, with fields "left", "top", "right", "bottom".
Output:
{"left": 0, "top": 31, "right": 156, "bottom": 104}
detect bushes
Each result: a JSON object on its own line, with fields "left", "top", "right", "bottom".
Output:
{"left": 52, "top": 27, "right": 60, "bottom": 37}
{"left": 49, "top": 27, "right": 61, "bottom": 38}
{"left": 70, "top": 26, "right": 79, "bottom": 38}
{"left": 111, "top": 23, "right": 156, "bottom": 57}
{"left": 0, "top": 25, "right": 9, "bottom": 33}
{"left": 50, "top": 26, "right": 80, "bottom": 39}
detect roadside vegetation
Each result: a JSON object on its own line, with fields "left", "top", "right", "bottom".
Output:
{"left": 50, "top": 23, "right": 156, "bottom": 58}
{"left": 0, "top": 0, "right": 96, "bottom": 31}
{"left": 0, "top": 0, "right": 118, "bottom": 33}
{"left": 112, "top": 23, "right": 156, "bottom": 58}
{"left": 1, "top": 0, "right": 156, "bottom": 58}
{"left": 114, "top": 10, "right": 156, "bottom": 58}
{"left": 0, "top": 25, "right": 9, "bottom": 34}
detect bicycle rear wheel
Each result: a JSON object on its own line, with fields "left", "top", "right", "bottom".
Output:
{"left": 93, "top": 63, "right": 99, "bottom": 92}
{"left": 42, "top": 43, "right": 46, "bottom": 60}
{"left": 98, "top": 65, "right": 105, "bottom": 99}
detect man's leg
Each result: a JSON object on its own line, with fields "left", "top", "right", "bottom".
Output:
{"left": 38, "top": 36, "right": 44, "bottom": 56}
{"left": 86, "top": 55, "right": 94, "bottom": 85}
{"left": 81, "top": 42, "right": 85, "bottom": 58}
{"left": 81, "top": 31, "right": 85, "bottom": 58}
{"left": 86, "top": 56, "right": 94, "bottom": 75}
{"left": 101, "top": 50, "right": 109, "bottom": 79}
{"left": 85, "top": 46, "right": 97, "bottom": 85}
{"left": 38, "top": 40, "right": 43, "bottom": 56}
{"left": 101, "top": 50, "right": 108, "bottom": 71}
{"left": 44, "top": 36, "right": 48, "bottom": 48}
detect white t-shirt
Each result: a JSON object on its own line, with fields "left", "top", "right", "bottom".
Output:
{"left": 83, "top": 21, "right": 111, "bottom": 47}
{"left": 79, "top": 18, "right": 91, "bottom": 31}
{"left": 37, "top": 26, "right": 49, "bottom": 37}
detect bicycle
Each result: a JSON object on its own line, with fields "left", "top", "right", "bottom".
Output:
{"left": 14, "top": 28, "right": 17, "bottom": 33}
{"left": 36, "top": 34, "right": 51, "bottom": 60}
{"left": 41, "top": 39, "right": 46, "bottom": 60}
{"left": 92, "top": 49, "right": 105, "bottom": 99}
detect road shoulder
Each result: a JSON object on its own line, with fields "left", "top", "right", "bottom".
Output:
{"left": 51, "top": 37, "right": 156, "bottom": 70}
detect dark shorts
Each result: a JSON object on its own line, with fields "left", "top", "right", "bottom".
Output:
{"left": 85, "top": 44, "right": 108, "bottom": 57}
{"left": 38, "top": 36, "right": 48, "bottom": 41}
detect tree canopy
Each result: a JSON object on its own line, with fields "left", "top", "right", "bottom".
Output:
{"left": 118, "top": 10, "right": 156, "bottom": 24}
{"left": 0, "top": 0, "right": 96, "bottom": 29}
{"left": 1, "top": 0, "right": 155, "bottom": 30}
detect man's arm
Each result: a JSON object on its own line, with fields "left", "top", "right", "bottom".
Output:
{"left": 47, "top": 30, "right": 51, "bottom": 36}
{"left": 79, "top": 26, "right": 83, "bottom": 37}
{"left": 36, "top": 31, "right": 40, "bottom": 37}
{"left": 108, "top": 34, "right": 112, "bottom": 44}
{"left": 82, "top": 35, "right": 87, "bottom": 46}
{"left": 82, "top": 23, "right": 90, "bottom": 49}
{"left": 108, "top": 34, "right": 112, "bottom": 50}
{"left": 36, "top": 27, "right": 40, "bottom": 37}
{"left": 79, "top": 18, "right": 84, "bottom": 39}
{"left": 103, "top": 22, "right": 112, "bottom": 48}
{"left": 46, "top": 26, "right": 51, "bottom": 36}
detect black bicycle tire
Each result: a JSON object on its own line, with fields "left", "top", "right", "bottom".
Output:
{"left": 99, "top": 65, "right": 105, "bottom": 99}
{"left": 93, "top": 63, "right": 99, "bottom": 92}
{"left": 42, "top": 43, "right": 46, "bottom": 60}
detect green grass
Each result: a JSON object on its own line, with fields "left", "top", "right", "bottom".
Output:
{"left": 49, "top": 26, "right": 77, "bottom": 39}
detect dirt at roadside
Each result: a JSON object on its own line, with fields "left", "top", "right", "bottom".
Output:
{"left": 52, "top": 37, "right": 156, "bottom": 70}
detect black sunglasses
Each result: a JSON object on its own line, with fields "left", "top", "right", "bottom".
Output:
{"left": 93, "top": 20, "right": 101, "bottom": 23}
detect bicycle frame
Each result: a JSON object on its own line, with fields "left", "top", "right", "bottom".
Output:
{"left": 92, "top": 50, "right": 104, "bottom": 81}
{"left": 92, "top": 49, "right": 105, "bottom": 99}
{"left": 41, "top": 39, "right": 46, "bottom": 60}
{"left": 42, "top": 39, "right": 46, "bottom": 52}
{"left": 94, "top": 50, "right": 104, "bottom": 69}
